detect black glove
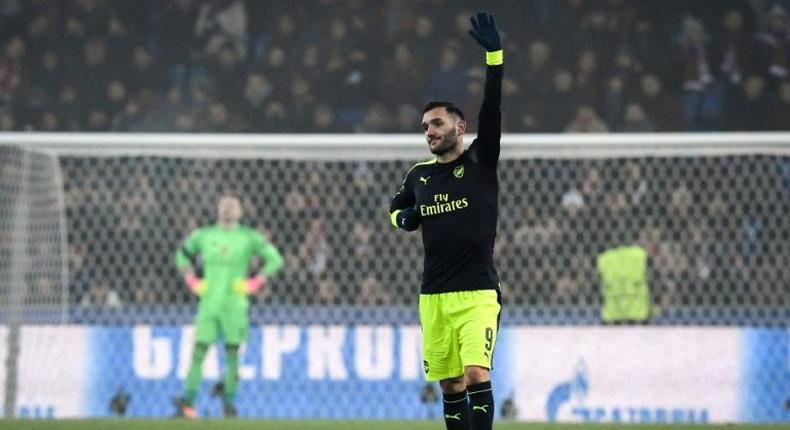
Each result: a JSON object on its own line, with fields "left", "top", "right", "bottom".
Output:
{"left": 468, "top": 11, "right": 501, "bottom": 52}
{"left": 396, "top": 207, "right": 420, "bottom": 231}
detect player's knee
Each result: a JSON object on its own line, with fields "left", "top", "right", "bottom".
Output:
{"left": 464, "top": 365, "right": 490, "bottom": 385}
{"left": 191, "top": 342, "right": 210, "bottom": 362}
{"left": 439, "top": 376, "right": 466, "bottom": 394}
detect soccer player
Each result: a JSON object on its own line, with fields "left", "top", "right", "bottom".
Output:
{"left": 173, "top": 194, "right": 283, "bottom": 418}
{"left": 388, "top": 11, "right": 504, "bottom": 430}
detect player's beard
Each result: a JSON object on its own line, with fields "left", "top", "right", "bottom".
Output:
{"left": 428, "top": 130, "right": 458, "bottom": 156}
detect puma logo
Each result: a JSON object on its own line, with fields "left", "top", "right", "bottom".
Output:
{"left": 473, "top": 405, "right": 489, "bottom": 413}
{"left": 419, "top": 176, "right": 430, "bottom": 185}
{"left": 445, "top": 413, "right": 461, "bottom": 420}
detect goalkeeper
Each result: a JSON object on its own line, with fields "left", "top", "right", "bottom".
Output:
{"left": 173, "top": 194, "right": 283, "bottom": 418}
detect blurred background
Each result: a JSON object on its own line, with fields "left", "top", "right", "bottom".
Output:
{"left": 0, "top": 0, "right": 788, "bottom": 425}
{"left": 0, "top": 0, "right": 788, "bottom": 133}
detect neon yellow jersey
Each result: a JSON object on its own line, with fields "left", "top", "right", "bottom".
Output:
{"left": 175, "top": 224, "right": 283, "bottom": 313}
{"left": 596, "top": 245, "right": 650, "bottom": 322}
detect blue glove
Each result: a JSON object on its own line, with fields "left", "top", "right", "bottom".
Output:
{"left": 396, "top": 207, "right": 420, "bottom": 231}
{"left": 468, "top": 11, "right": 501, "bottom": 52}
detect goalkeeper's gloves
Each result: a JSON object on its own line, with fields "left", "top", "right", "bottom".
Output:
{"left": 233, "top": 275, "right": 267, "bottom": 296}
{"left": 185, "top": 274, "right": 208, "bottom": 296}
{"left": 392, "top": 207, "right": 420, "bottom": 231}
{"left": 469, "top": 11, "right": 502, "bottom": 54}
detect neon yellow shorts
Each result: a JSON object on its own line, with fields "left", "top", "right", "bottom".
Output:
{"left": 419, "top": 289, "right": 501, "bottom": 381}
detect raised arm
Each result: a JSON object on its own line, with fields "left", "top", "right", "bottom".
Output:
{"left": 468, "top": 11, "right": 503, "bottom": 167}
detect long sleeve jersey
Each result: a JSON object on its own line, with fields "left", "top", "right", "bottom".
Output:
{"left": 174, "top": 224, "right": 284, "bottom": 312}
{"left": 389, "top": 63, "right": 503, "bottom": 294}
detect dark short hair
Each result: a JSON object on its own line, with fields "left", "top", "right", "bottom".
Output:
{"left": 422, "top": 101, "right": 465, "bottom": 120}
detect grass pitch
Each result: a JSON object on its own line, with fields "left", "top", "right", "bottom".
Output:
{"left": 0, "top": 420, "right": 787, "bottom": 430}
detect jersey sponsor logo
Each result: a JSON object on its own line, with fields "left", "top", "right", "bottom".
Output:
{"left": 453, "top": 165, "right": 464, "bottom": 178}
{"left": 423, "top": 359, "right": 429, "bottom": 374}
{"left": 419, "top": 194, "right": 469, "bottom": 217}
{"left": 419, "top": 176, "right": 430, "bottom": 185}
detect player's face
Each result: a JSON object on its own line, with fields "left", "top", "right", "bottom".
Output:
{"left": 422, "top": 108, "right": 464, "bottom": 156}
{"left": 217, "top": 196, "right": 242, "bottom": 224}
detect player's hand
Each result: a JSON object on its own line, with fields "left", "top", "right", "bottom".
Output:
{"left": 233, "top": 275, "right": 267, "bottom": 295}
{"left": 468, "top": 11, "right": 501, "bottom": 52}
{"left": 185, "top": 274, "right": 207, "bottom": 296}
{"left": 396, "top": 207, "right": 420, "bottom": 231}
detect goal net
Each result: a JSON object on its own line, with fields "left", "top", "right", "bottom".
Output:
{"left": 0, "top": 133, "right": 788, "bottom": 421}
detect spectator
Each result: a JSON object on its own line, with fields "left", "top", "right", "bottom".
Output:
{"left": 127, "top": 46, "right": 168, "bottom": 96}
{"left": 423, "top": 42, "right": 467, "bottom": 101}
{"left": 208, "top": 45, "right": 247, "bottom": 112}
{"left": 603, "top": 76, "right": 626, "bottom": 128}
{"left": 560, "top": 183, "right": 585, "bottom": 215}
{"left": 194, "top": 0, "right": 247, "bottom": 60}
{"left": 623, "top": 161, "right": 649, "bottom": 207}
{"left": 310, "top": 104, "right": 339, "bottom": 133}
{"left": 57, "top": 84, "right": 82, "bottom": 130}
{"left": 391, "top": 103, "right": 420, "bottom": 133}
{"left": 104, "top": 80, "right": 127, "bottom": 118}
{"left": 0, "top": 37, "right": 24, "bottom": 108}
{"left": 355, "top": 102, "right": 390, "bottom": 133}
{"left": 299, "top": 218, "right": 330, "bottom": 281}
{"left": 378, "top": 43, "right": 423, "bottom": 107}
{"left": 734, "top": 75, "right": 771, "bottom": 131}
{"left": 718, "top": 9, "right": 760, "bottom": 87}
{"left": 77, "top": 38, "right": 111, "bottom": 108}
{"left": 548, "top": 69, "right": 578, "bottom": 131}
{"left": 358, "top": 274, "right": 390, "bottom": 306}
{"left": 513, "top": 40, "right": 554, "bottom": 132}
{"left": 575, "top": 48, "right": 603, "bottom": 110}
{"left": 157, "top": 0, "right": 197, "bottom": 81}
{"left": 242, "top": 72, "right": 272, "bottom": 112}
{"left": 678, "top": 15, "right": 724, "bottom": 131}
{"left": 29, "top": 48, "right": 63, "bottom": 97}
{"left": 770, "top": 81, "right": 790, "bottom": 129}
{"left": 621, "top": 103, "right": 655, "bottom": 132}
{"left": 639, "top": 73, "right": 682, "bottom": 131}
{"left": 205, "top": 101, "right": 247, "bottom": 132}
{"left": 757, "top": 5, "right": 788, "bottom": 92}
{"left": 80, "top": 282, "right": 122, "bottom": 308}
{"left": 565, "top": 105, "right": 609, "bottom": 133}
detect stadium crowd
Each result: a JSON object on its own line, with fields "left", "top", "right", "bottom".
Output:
{"left": 0, "top": 0, "right": 788, "bottom": 134}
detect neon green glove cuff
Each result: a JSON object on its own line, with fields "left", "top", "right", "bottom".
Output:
{"left": 233, "top": 279, "right": 248, "bottom": 296}
{"left": 195, "top": 280, "right": 208, "bottom": 296}
{"left": 486, "top": 50, "right": 503, "bottom": 66}
{"left": 390, "top": 210, "right": 402, "bottom": 228}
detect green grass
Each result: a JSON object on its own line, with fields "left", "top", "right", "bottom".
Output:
{"left": 0, "top": 420, "right": 787, "bottom": 430}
